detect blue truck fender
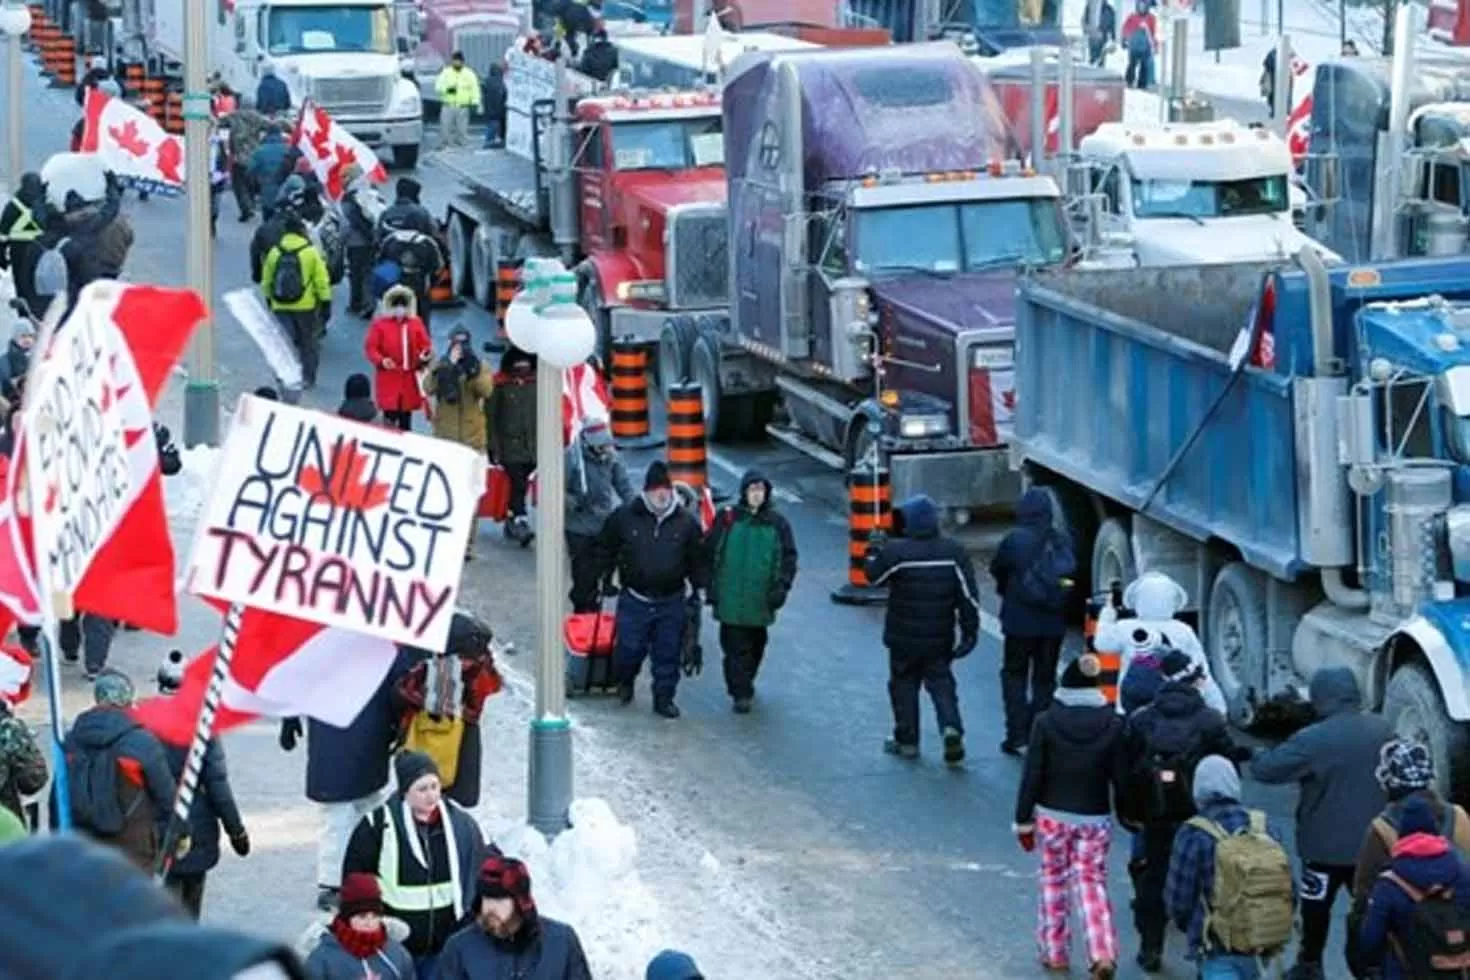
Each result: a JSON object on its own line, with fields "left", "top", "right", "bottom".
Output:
{"left": 1386, "top": 615, "right": 1470, "bottom": 721}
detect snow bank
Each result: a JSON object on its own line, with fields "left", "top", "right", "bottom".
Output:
{"left": 165, "top": 445, "right": 220, "bottom": 524}
{"left": 491, "top": 798, "right": 672, "bottom": 979}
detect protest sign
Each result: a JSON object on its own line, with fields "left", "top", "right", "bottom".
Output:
{"left": 185, "top": 395, "right": 484, "bottom": 650}
{"left": 25, "top": 299, "right": 135, "bottom": 596}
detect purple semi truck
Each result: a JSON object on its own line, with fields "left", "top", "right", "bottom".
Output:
{"left": 655, "top": 42, "right": 1072, "bottom": 520}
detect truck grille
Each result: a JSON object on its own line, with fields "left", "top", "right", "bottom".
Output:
{"left": 666, "top": 206, "right": 728, "bottom": 309}
{"left": 454, "top": 28, "right": 517, "bottom": 76}
{"left": 309, "top": 76, "right": 392, "bottom": 117}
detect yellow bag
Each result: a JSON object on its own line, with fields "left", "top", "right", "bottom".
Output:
{"left": 402, "top": 713, "right": 464, "bottom": 787}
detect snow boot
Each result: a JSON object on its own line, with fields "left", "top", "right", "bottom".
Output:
{"left": 942, "top": 727, "right": 965, "bottom": 765}
{"left": 732, "top": 698, "right": 752, "bottom": 714}
{"left": 653, "top": 699, "right": 680, "bottom": 719}
{"left": 883, "top": 738, "right": 918, "bottom": 760}
{"left": 1135, "top": 946, "right": 1163, "bottom": 973}
{"left": 617, "top": 682, "right": 634, "bottom": 705}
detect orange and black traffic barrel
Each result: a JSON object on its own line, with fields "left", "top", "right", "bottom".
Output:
{"left": 1084, "top": 583, "right": 1131, "bottom": 707}
{"left": 430, "top": 265, "right": 458, "bottom": 307}
{"left": 165, "top": 90, "right": 184, "bottom": 134}
{"left": 142, "top": 77, "right": 165, "bottom": 123}
{"left": 54, "top": 33, "right": 75, "bottom": 86}
{"left": 665, "top": 383, "right": 707, "bottom": 489}
{"left": 495, "top": 259, "right": 521, "bottom": 331}
{"left": 831, "top": 461, "right": 892, "bottom": 606}
{"left": 123, "top": 62, "right": 144, "bottom": 97}
{"left": 610, "top": 339, "right": 663, "bottom": 450}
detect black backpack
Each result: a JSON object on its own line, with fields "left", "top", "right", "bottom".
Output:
{"left": 270, "top": 241, "right": 308, "bottom": 304}
{"left": 66, "top": 728, "right": 141, "bottom": 836}
{"left": 1139, "top": 726, "right": 1203, "bottom": 822}
{"left": 1014, "top": 530, "right": 1074, "bottom": 611}
{"left": 1383, "top": 870, "right": 1470, "bottom": 977}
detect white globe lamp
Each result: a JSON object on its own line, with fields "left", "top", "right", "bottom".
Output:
{"left": 535, "top": 302, "right": 596, "bottom": 369}
{"left": 504, "top": 295, "right": 542, "bottom": 354}
{"left": 0, "top": 4, "right": 32, "bottom": 37}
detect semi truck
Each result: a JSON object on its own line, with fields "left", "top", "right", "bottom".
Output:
{"left": 1011, "top": 254, "right": 1470, "bottom": 797}
{"left": 409, "top": 0, "right": 522, "bottom": 109}
{"left": 975, "top": 47, "right": 1123, "bottom": 163}
{"left": 116, "top": 0, "right": 425, "bottom": 167}
{"left": 843, "top": 0, "right": 1062, "bottom": 50}
{"left": 656, "top": 42, "right": 1068, "bottom": 517}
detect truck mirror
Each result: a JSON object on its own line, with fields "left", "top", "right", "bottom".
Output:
{"left": 1337, "top": 390, "right": 1376, "bottom": 469}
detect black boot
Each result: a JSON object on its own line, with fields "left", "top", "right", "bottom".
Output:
{"left": 653, "top": 699, "right": 680, "bottom": 719}
{"left": 617, "top": 682, "right": 634, "bottom": 705}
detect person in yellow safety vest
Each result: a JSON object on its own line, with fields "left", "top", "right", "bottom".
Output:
{"left": 342, "top": 751, "right": 486, "bottom": 979}
{"left": 0, "top": 173, "right": 49, "bottom": 311}
{"left": 435, "top": 52, "right": 483, "bottom": 150}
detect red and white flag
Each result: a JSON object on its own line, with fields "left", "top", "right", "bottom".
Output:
{"left": 293, "top": 101, "right": 389, "bottom": 202}
{"left": 0, "top": 607, "right": 32, "bottom": 706}
{"left": 1286, "top": 55, "right": 1315, "bottom": 168}
{"left": 697, "top": 485, "right": 716, "bottom": 532}
{"left": 133, "top": 605, "right": 400, "bottom": 746}
{"left": 530, "top": 363, "right": 611, "bottom": 506}
{"left": 79, "top": 88, "right": 185, "bottom": 195}
{"left": 0, "top": 284, "right": 203, "bottom": 633}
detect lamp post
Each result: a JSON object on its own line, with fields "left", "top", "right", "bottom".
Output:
{"left": 181, "top": 0, "right": 217, "bottom": 447}
{"left": 506, "top": 258, "right": 595, "bottom": 836}
{"left": 0, "top": 2, "right": 31, "bottom": 189}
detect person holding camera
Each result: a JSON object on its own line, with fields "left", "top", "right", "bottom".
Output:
{"left": 424, "top": 326, "right": 495, "bottom": 558}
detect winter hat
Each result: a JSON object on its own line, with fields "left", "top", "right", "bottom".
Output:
{"left": 477, "top": 855, "right": 537, "bottom": 918}
{"left": 644, "top": 460, "right": 672, "bottom": 491}
{"left": 337, "top": 873, "right": 385, "bottom": 920}
{"left": 90, "top": 55, "right": 107, "bottom": 70}
{"left": 1376, "top": 738, "right": 1435, "bottom": 796}
{"left": 646, "top": 949, "right": 704, "bottom": 980}
{"left": 1160, "top": 649, "right": 1201, "bottom": 685}
{"left": 1191, "top": 754, "right": 1241, "bottom": 807}
{"left": 394, "top": 751, "right": 440, "bottom": 793}
{"left": 94, "top": 669, "right": 135, "bottom": 708}
{"left": 1059, "top": 653, "right": 1102, "bottom": 689}
{"left": 396, "top": 177, "right": 422, "bottom": 202}
{"left": 253, "top": 386, "right": 280, "bottom": 401}
{"left": 583, "top": 420, "right": 613, "bottom": 448}
{"left": 1119, "top": 655, "right": 1164, "bottom": 715}
{"left": 344, "top": 373, "right": 372, "bottom": 401}
{"left": 1400, "top": 793, "right": 1439, "bottom": 838}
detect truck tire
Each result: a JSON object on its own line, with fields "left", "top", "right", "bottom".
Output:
{"left": 1206, "top": 562, "right": 1269, "bottom": 730}
{"left": 471, "top": 226, "right": 498, "bottom": 310}
{"left": 1090, "top": 518, "right": 1136, "bottom": 603}
{"left": 1384, "top": 663, "right": 1470, "bottom": 802}
{"left": 393, "top": 144, "right": 420, "bottom": 170}
{"left": 690, "top": 333, "right": 725, "bottom": 440}
{"left": 447, "top": 215, "right": 471, "bottom": 298}
{"left": 657, "top": 316, "right": 696, "bottom": 404}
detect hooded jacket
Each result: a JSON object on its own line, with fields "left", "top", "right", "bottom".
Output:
{"left": 865, "top": 495, "right": 980, "bottom": 656}
{"left": 1123, "top": 680, "right": 1241, "bottom": 823}
{"left": 1351, "top": 787, "right": 1470, "bottom": 945}
{"left": 645, "top": 950, "right": 703, "bottom": 980}
{"left": 989, "top": 487, "right": 1072, "bottom": 638}
{"left": 425, "top": 335, "right": 494, "bottom": 450}
{"left": 162, "top": 738, "right": 245, "bottom": 877}
{"left": 363, "top": 288, "right": 431, "bottom": 414}
{"left": 435, "top": 915, "right": 592, "bottom": 980}
{"left": 0, "top": 173, "right": 47, "bottom": 302}
{"left": 255, "top": 72, "right": 292, "bottom": 114}
{"left": 302, "top": 925, "right": 415, "bottom": 980}
{"left": 1252, "top": 667, "right": 1392, "bottom": 865}
{"left": 62, "top": 705, "right": 176, "bottom": 868}
{"left": 564, "top": 427, "right": 634, "bottom": 537}
{"left": 1015, "top": 686, "right": 1127, "bottom": 823}
{"left": 261, "top": 231, "right": 332, "bottom": 313}
{"left": 248, "top": 132, "right": 292, "bottom": 208}
{"left": 597, "top": 493, "right": 708, "bottom": 600}
{"left": 707, "top": 470, "right": 798, "bottom": 628}
{"left": 488, "top": 355, "right": 538, "bottom": 465}
{"left": 1360, "top": 802, "right": 1470, "bottom": 980}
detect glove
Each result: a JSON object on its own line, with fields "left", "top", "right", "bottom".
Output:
{"left": 175, "top": 834, "right": 192, "bottom": 860}
{"left": 1016, "top": 829, "right": 1036, "bottom": 853}
{"left": 681, "top": 639, "right": 703, "bottom": 677}
{"left": 278, "top": 717, "right": 302, "bottom": 752}
{"left": 229, "top": 830, "right": 251, "bottom": 857}
{"left": 952, "top": 634, "right": 977, "bottom": 660}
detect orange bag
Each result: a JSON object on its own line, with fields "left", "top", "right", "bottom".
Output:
{"left": 563, "top": 612, "right": 617, "bottom": 656}
{"left": 479, "top": 465, "right": 510, "bottom": 520}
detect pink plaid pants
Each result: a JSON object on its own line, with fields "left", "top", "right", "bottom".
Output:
{"left": 1035, "top": 813, "right": 1119, "bottom": 967}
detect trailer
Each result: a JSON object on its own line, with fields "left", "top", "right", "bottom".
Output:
{"left": 614, "top": 31, "right": 819, "bottom": 90}
{"left": 1012, "top": 255, "right": 1470, "bottom": 798}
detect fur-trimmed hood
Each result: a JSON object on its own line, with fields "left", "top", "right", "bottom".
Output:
{"left": 378, "top": 284, "right": 417, "bottom": 318}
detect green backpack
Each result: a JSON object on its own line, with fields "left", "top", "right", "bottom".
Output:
{"left": 1187, "top": 810, "right": 1294, "bottom": 955}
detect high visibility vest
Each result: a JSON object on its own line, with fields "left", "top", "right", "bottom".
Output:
{"left": 0, "top": 199, "right": 42, "bottom": 244}
{"left": 374, "top": 803, "right": 465, "bottom": 918}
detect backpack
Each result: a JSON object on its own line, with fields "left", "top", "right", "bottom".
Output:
{"left": 1014, "top": 530, "right": 1074, "bottom": 611}
{"left": 1375, "top": 804, "right": 1470, "bottom": 858}
{"left": 270, "top": 241, "right": 308, "bottom": 304}
{"left": 66, "top": 728, "right": 142, "bottom": 836}
{"left": 33, "top": 237, "right": 70, "bottom": 301}
{"left": 1381, "top": 870, "right": 1470, "bottom": 976}
{"left": 1140, "top": 729, "right": 1203, "bottom": 822}
{"left": 1186, "top": 811, "right": 1294, "bottom": 955}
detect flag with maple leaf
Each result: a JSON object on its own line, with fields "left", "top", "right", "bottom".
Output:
{"left": 293, "top": 101, "right": 388, "bottom": 202}
{"left": 528, "top": 362, "right": 612, "bottom": 507}
{"left": 80, "top": 87, "right": 185, "bottom": 196}
{"left": 0, "top": 283, "right": 204, "bottom": 634}
{"left": 967, "top": 367, "right": 1014, "bottom": 448}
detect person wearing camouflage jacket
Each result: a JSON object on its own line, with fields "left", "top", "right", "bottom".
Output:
{"left": 226, "top": 108, "right": 267, "bottom": 220}
{"left": 0, "top": 701, "right": 46, "bottom": 825}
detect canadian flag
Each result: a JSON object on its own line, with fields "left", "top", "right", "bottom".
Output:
{"left": 1286, "top": 55, "right": 1315, "bottom": 167}
{"left": 696, "top": 485, "right": 716, "bottom": 532}
{"left": 1043, "top": 87, "right": 1062, "bottom": 156}
{"left": 293, "top": 101, "right": 389, "bottom": 203}
{"left": 530, "top": 363, "right": 612, "bottom": 505}
{"left": 80, "top": 88, "right": 185, "bottom": 194}
{"left": 0, "top": 285, "right": 203, "bottom": 634}
{"left": 0, "top": 608, "right": 32, "bottom": 706}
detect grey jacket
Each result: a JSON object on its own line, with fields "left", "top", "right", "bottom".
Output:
{"left": 303, "top": 929, "right": 413, "bottom": 980}
{"left": 1252, "top": 667, "right": 1392, "bottom": 864}
{"left": 564, "top": 442, "right": 634, "bottom": 538}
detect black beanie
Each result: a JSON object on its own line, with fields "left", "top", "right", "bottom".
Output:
{"left": 644, "top": 460, "right": 672, "bottom": 491}
{"left": 394, "top": 750, "right": 440, "bottom": 792}
{"left": 1160, "top": 648, "right": 1200, "bottom": 684}
{"left": 344, "top": 373, "right": 372, "bottom": 400}
{"left": 1059, "top": 653, "right": 1102, "bottom": 689}
{"left": 397, "top": 177, "right": 422, "bottom": 202}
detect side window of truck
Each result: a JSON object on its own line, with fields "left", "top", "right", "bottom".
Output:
{"left": 814, "top": 212, "right": 847, "bottom": 277}
{"left": 1379, "top": 380, "right": 1436, "bottom": 458}
{"left": 1430, "top": 162, "right": 1461, "bottom": 209}
{"left": 576, "top": 125, "right": 603, "bottom": 170}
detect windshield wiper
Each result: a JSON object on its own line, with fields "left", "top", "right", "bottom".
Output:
{"left": 871, "top": 264, "right": 957, "bottom": 277}
{"left": 967, "top": 253, "right": 1035, "bottom": 272}
{"left": 1145, "top": 211, "right": 1208, "bottom": 225}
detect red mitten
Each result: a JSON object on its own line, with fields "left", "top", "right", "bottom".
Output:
{"left": 1013, "top": 823, "right": 1036, "bottom": 853}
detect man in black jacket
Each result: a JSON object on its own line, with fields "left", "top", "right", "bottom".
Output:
{"left": 579, "top": 29, "right": 619, "bottom": 81}
{"left": 481, "top": 64, "right": 507, "bottom": 148}
{"left": 435, "top": 854, "right": 593, "bottom": 979}
{"left": 865, "top": 494, "right": 980, "bottom": 765}
{"left": 597, "top": 460, "right": 708, "bottom": 719}
{"left": 376, "top": 178, "right": 442, "bottom": 330}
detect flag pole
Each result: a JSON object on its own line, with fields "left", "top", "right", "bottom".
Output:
{"left": 154, "top": 601, "right": 244, "bottom": 882}
{"left": 40, "top": 608, "right": 70, "bottom": 831}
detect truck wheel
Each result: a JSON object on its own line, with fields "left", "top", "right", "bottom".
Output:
{"left": 471, "top": 226, "right": 499, "bottom": 310}
{"left": 1384, "top": 663, "right": 1470, "bottom": 802}
{"left": 657, "top": 316, "right": 696, "bottom": 404}
{"left": 446, "top": 215, "right": 471, "bottom": 298}
{"left": 1090, "top": 518, "right": 1136, "bottom": 602}
{"left": 392, "top": 144, "right": 420, "bottom": 170}
{"left": 1206, "top": 562, "right": 1269, "bottom": 730}
{"left": 690, "top": 333, "right": 725, "bottom": 440}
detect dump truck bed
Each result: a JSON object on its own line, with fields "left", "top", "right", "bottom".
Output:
{"left": 1014, "top": 262, "right": 1306, "bottom": 578}
{"left": 432, "top": 148, "right": 544, "bottom": 227}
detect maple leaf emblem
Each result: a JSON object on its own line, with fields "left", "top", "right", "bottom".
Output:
{"left": 156, "top": 137, "right": 183, "bottom": 184}
{"left": 307, "top": 107, "right": 334, "bottom": 161}
{"left": 324, "top": 142, "right": 359, "bottom": 201}
{"left": 1002, "top": 389, "right": 1017, "bottom": 412}
{"left": 109, "top": 119, "right": 151, "bottom": 158}
{"left": 297, "top": 440, "right": 392, "bottom": 511}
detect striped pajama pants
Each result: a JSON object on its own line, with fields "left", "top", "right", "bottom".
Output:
{"left": 1035, "top": 813, "right": 1119, "bottom": 967}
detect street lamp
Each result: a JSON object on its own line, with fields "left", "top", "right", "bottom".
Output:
{"left": 0, "top": 2, "right": 32, "bottom": 189}
{"left": 507, "top": 259, "right": 595, "bottom": 837}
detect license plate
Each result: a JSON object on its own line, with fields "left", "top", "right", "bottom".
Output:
{"left": 972, "top": 347, "right": 1012, "bottom": 370}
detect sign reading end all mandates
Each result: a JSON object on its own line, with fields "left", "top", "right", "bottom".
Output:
{"left": 185, "top": 395, "right": 485, "bottom": 650}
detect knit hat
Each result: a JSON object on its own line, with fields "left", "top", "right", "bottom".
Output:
{"left": 337, "top": 873, "right": 385, "bottom": 920}
{"left": 1191, "top": 754, "right": 1241, "bottom": 807}
{"left": 477, "top": 855, "right": 537, "bottom": 918}
{"left": 1160, "top": 649, "right": 1201, "bottom": 685}
{"left": 644, "top": 460, "right": 672, "bottom": 491}
{"left": 94, "top": 669, "right": 135, "bottom": 708}
{"left": 344, "top": 373, "right": 372, "bottom": 400}
{"left": 1376, "top": 738, "right": 1435, "bottom": 796}
{"left": 1059, "top": 653, "right": 1102, "bottom": 689}
{"left": 394, "top": 751, "right": 440, "bottom": 793}
{"left": 396, "top": 177, "right": 422, "bottom": 202}
{"left": 646, "top": 949, "right": 704, "bottom": 980}
{"left": 253, "top": 386, "right": 280, "bottom": 401}
{"left": 1400, "top": 794, "right": 1438, "bottom": 837}
{"left": 1119, "top": 654, "right": 1164, "bottom": 715}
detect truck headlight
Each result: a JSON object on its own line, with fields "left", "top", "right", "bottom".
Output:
{"left": 1447, "top": 505, "right": 1470, "bottom": 582}
{"left": 615, "top": 280, "right": 665, "bottom": 302}
{"left": 899, "top": 413, "right": 949, "bottom": 439}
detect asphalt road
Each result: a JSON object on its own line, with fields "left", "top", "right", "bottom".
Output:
{"left": 1, "top": 50, "right": 1352, "bottom": 980}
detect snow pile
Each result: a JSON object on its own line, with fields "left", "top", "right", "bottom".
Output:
{"left": 165, "top": 445, "right": 221, "bottom": 524}
{"left": 492, "top": 798, "right": 672, "bottom": 979}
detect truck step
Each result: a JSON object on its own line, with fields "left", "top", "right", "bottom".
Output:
{"left": 764, "top": 424, "right": 847, "bottom": 471}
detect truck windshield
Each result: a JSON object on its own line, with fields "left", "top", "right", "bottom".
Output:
{"left": 610, "top": 117, "right": 723, "bottom": 170}
{"left": 266, "top": 6, "right": 393, "bottom": 56}
{"left": 852, "top": 199, "right": 1067, "bottom": 274}
{"left": 1130, "top": 174, "right": 1291, "bottom": 219}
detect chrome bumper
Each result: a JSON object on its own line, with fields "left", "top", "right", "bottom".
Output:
{"left": 889, "top": 447, "right": 1021, "bottom": 513}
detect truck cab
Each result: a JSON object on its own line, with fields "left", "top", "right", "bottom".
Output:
{"left": 845, "top": 0, "right": 1062, "bottom": 51}
{"left": 1077, "top": 120, "right": 1339, "bottom": 265}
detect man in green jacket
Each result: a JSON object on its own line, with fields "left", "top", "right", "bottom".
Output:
{"left": 706, "top": 469, "right": 798, "bottom": 714}
{"left": 261, "top": 213, "right": 332, "bottom": 389}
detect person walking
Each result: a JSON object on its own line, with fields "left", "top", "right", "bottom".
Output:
{"left": 161, "top": 731, "right": 249, "bottom": 919}
{"left": 864, "top": 493, "right": 980, "bottom": 765}
{"left": 225, "top": 107, "right": 265, "bottom": 220}
{"left": 248, "top": 123, "right": 292, "bottom": 222}
{"left": 342, "top": 752, "right": 486, "bottom": 980}
{"left": 1086, "top": 0, "right": 1116, "bottom": 65}
{"left": 434, "top": 854, "right": 593, "bottom": 979}
{"left": 0, "top": 173, "right": 48, "bottom": 311}
{"left": 435, "top": 52, "right": 482, "bottom": 149}
{"left": 255, "top": 60, "right": 292, "bottom": 115}
{"left": 482, "top": 64, "right": 507, "bottom": 148}
{"left": 646, "top": 950, "right": 704, "bottom": 980}
{"left": 364, "top": 284, "right": 432, "bottom": 430}
{"left": 1124, "top": 649, "right": 1246, "bottom": 973}
{"left": 1121, "top": 0, "right": 1158, "bottom": 89}
{"left": 1252, "top": 666, "right": 1393, "bottom": 980}
{"left": 0, "top": 692, "right": 46, "bottom": 828}
{"left": 302, "top": 873, "right": 415, "bottom": 980}
{"left": 341, "top": 164, "right": 383, "bottom": 317}
{"left": 705, "top": 469, "right": 798, "bottom": 714}
{"left": 376, "top": 179, "right": 443, "bottom": 332}
{"left": 488, "top": 345, "right": 539, "bottom": 544}
{"left": 1013, "top": 653, "right": 1128, "bottom": 978}
{"left": 261, "top": 212, "right": 332, "bottom": 389}
{"left": 597, "top": 460, "right": 708, "bottom": 719}
{"left": 990, "top": 487, "right": 1076, "bottom": 756}
{"left": 424, "top": 327, "right": 494, "bottom": 557}
{"left": 1165, "top": 755, "right": 1295, "bottom": 980}
{"left": 565, "top": 418, "right": 634, "bottom": 611}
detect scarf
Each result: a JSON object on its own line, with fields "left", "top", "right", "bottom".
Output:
{"left": 329, "top": 918, "right": 388, "bottom": 960}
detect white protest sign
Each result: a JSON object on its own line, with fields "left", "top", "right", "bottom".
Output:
{"left": 25, "top": 297, "right": 134, "bottom": 596}
{"left": 185, "top": 395, "right": 485, "bottom": 650}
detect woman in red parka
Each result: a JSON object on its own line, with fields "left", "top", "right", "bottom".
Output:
{"left": 363, "top": 284, "right": 432, "bottom": 430}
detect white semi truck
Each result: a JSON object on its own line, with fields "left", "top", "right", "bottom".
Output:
{"left": 117, "top": 0, "right": 424, "bottom": 167}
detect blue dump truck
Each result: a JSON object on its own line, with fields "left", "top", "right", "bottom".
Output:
{"left": 1013, "top": 253, "right": 1470, "bottom": 797}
